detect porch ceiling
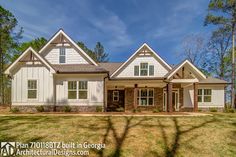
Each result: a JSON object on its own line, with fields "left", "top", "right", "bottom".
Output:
{"left": 106, "top": 80, "right": 166, "bottom": 88}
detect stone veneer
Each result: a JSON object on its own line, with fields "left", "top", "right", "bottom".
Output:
{"left": 11, "top": 105, "right": 102, "bottom": 112}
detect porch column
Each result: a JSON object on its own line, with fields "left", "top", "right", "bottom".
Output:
{"left": 167, "top": 82, "right": 173, "bottom": 112}
{"left": 133, "top": 85, "right": 138, "bottom": 109}
{"left": 193, "top": 83, "right": 198, "bottom": 112}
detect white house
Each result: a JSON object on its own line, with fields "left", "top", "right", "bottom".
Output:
{"left": 5, "top": 29, "right": 227, "bottom": 112}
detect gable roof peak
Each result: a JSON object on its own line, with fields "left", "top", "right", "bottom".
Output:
{"left": 4, "top": 46, "right": 55, "bottom": 75}
{"left": 110, "top": 43, "right": 172, "bottom": 77}
{"left": 38, "top": 28, "right": 98, "bottom": 66}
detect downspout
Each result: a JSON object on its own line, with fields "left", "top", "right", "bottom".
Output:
{"left": 7, "top": 75, "right": 12, "bottom": 110}
{"left": 103, "top": 72, "right": 109, "bottom": 112}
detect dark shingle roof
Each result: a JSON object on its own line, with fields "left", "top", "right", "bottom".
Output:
{"left": 199, "top": 77, "right": 228, "bottom": 84}
{"left": 52, "top": 64, "right": 108, "bottom": 73}
{"left": 98, "top": 62, "right": 123, "bottom": 75}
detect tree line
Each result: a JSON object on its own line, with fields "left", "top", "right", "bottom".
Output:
{"left": 180, "top": 0, "right": 236, "bottom": 108}
{"left": 0, "top": 0, "right": 235, "bottom": 108}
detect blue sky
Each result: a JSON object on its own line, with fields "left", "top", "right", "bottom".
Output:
{"left": 0, "top": 0, "right": 214, "bottom": 64}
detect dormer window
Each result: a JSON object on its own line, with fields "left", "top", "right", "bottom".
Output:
{"left": 134, "top": 63, "right": 154, "bottom": 76}
{"left": 140, "top": 63, "right": 148, "bottom": 76}
{"left": 59, "top": 47, "right": 66, "bottom": 63}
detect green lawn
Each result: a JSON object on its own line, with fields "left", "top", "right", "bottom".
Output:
{"left": 0, "top": 113, "right": 235, "bottom": 157}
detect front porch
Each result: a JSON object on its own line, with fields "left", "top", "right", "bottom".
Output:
{"left": 105, "top": 79, "right": 198, "bottom": 112}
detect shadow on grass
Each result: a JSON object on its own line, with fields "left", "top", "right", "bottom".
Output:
{"left": 77, "top": 116, "right": 217, "bottom": 157}
{"left": 0, "top": 115, "right": 219, "bottom": 157}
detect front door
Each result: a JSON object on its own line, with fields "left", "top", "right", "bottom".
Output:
{"left": 107, "top": 90, "right": 125, "bottom": 112}
{"left": 163, "top": 90, "right": 179, "bottom": 111}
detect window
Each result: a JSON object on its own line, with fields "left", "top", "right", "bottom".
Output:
{"left": 140, "top": 63, "right": 148, "bottom": 76}
{"left": 198, "top": 89, "right": 202, "bottom": 102}
{"left": 149, "top": 65, "right": 154, "bottom": 76}
{"left": 79, "top": 81, "right": 88, "bottom": 99}
{"left": 204, "top": 89, "right": 212, "bottom": 102}
{"left": 134, "top": 66, "right": 139, "bottom": 76}
{"left": 198, "top": 89, "right": 212, "bottom": 102}
{"left": 113, "top": 91, "right": 119, "bottom": 101}
{"left": 137, "top": 89, "right": 154, "bottom": 106}
{"left": 59, "top": 47, "right": 66, "bottom": 63}
{"left": 68, "top": 81, "right": 77, "bottom": 99}
{"left": 28, "top": 80, "right": 37, "bottom": 99}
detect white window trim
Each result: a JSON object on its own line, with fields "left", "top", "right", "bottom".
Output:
{"left": 198, "top": 88, "right": 212, "bottom": 103}
{"left": 134, "top": 63, "right": 154, "bottom": 76}
{"left": 113, "top": 91, "right": 119, "bottom": 102}
{"left": 27, "top": 79, "right": 38, "bottom": 100}
{"left": 59, "top": 47, "right": 66, "bottom": 64}
{"left": 137, "top": 88, "right": 154, "bottom": 106}
{"left": 67, "top": 81, "right": 88, "bottom": 100}
{"left": 68, "top": 81, "right": 77, "bottom": 99}
{"left": 78, "top": 81, "right": 88, "bottom": 100}
{"left": 140, "top": 63, "right": 149, "bottom": 76}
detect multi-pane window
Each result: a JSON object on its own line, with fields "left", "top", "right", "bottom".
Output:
{"left": 113, "top": 91, "right": 119, "bottom": 101}
{"left": 134, "top": 66, "right": 139, "bottom": 76}
{"left": 149, "top": 65, "right": 154, "bottom": 76}
{"left": 198, "top": 89, "right": 212, "bottom": 102}
{"left": 134, "top": 63, "right": 154, "bottom": 76}
{"left": 79, "top": 81, "right": 88, "bottom": 99}
{"left": 198, "top": 89, "right": 202, "bottom": 102}
{"left": 140, "top": 63, "right": 148, "bottom": 76}
{"left": 204, "top": 89, "right": 212, "bottom": 102}
{"left": 137, "top": 89, "right": 154, "bottom": 106}
{"left": 68, "top": 81, "right": 88, "bottom": 99}
{"left": 59, "top": 47, "right": 66, "bottom": 63}
{"left": 68, "top": 81, "right": 77, "bottom": 99}
{"left": 28, "top": 80, "right": 37, "bottom": 99}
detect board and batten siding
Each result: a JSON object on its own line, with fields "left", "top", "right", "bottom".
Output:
{"left": 44, "top": 46, "right": 89, "bottom": 64}
{"left": 55, "top": 74, "right": 104, "bottom": 106}
{"left": 11, "top": 65, "right": 54, "bottom": 105}
{"left": 116, "top": 56, "right": 169, "bottom": 78}
{"left": 183, "top": 85, "right": 225, "bottom": 108}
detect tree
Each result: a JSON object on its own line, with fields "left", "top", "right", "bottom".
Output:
{"left": 77, "top": 41, "right": 96, "bottom": 61}
{"left": 180, "top": 34, "right": 207, "bottom": 69}
{"left": 0, "top": 5, "right": 23, "bottom": 104}
{"left": 15, "top": 37, "right": 47, "bottom": 61}
{"left": 94, "top": 42, "right": 109, "bottom": 62}
{"left": 204, "top": 0, "right": 236, "bottom": 107}
{"left": 208, "top": 27, "right": 232, "bottom": 80}
{"left": 77, "top": 41, "right": 109, "bottom": 62}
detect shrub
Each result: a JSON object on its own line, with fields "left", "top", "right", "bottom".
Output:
{"left": 36, "top": 106, "right": 44, "bottom": 112}
{"left": 63, "top": 106, "right": 71, "bottom": 112}
{"left": 210, "top": 108, "right": 217, "bottom": 112}
{"left": 224, "top": 106, "right": 235, "bottom": 113}
{"left": 153, "top": 108, "right": 160, "bottom": 113}
{"left": 96, "top": 106, "right": 103, "bottom": 112}
{"left": 133, "top": 108, "right": 141, "bottom": 113}
{"left": 198, "top": 109, "right": 202, "bottom": 112}
{"left": 132, "top": 109, "right": 137, "bottom": 113}
{"left": 10, "top": 107, "right": 19, "bottom": 113}
{"left": 116, "top": 107, "right": 124, "bottom": 112}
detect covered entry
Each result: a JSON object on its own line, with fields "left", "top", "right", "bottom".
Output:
{"left": 107, "top": 90, "right": 125, "bottom": 112}
{"left": 163, "top": 89, "right": 179, "bottom": 111}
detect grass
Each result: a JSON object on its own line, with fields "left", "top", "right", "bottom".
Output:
{"left": 0, "top": 113, "right": 235, "bottom": 157}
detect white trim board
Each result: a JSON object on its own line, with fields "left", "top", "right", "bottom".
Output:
{"left": 5, "top": 47, "right": 56, "bottom": 74}
{"left": 39, "top": 29, "right": 98, "bottom": 66}
{"left": 111, "top": 43, "right": 172, "bottom": 77}
{"left": 166, "top": 60, "right": 206, "bottom": 80}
